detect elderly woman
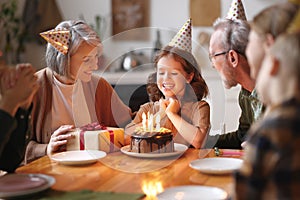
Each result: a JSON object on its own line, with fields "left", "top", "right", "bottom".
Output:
{"left": 25, "top": 20, "right": 132, "bottom": 163}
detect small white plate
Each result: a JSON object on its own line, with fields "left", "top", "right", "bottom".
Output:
{"left": 157, "top": 185, "right": 229, "bottom": 200}
{"left": 0, "top": 173, "right": 55, "bottom": 198}
{"left": 189, "top": 157, "right": 243, "bottom": 175}
{"left": 51, "top": 150, "right": 106, "bottom": 165}
{"left": 120, "top": 143, "right": 188, "bottom": 158}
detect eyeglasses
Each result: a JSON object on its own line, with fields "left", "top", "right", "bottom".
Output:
{"left": 209, "top": 51, "right": 229, "bottom": 62}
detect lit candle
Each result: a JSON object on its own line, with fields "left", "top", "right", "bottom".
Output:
{"left": 149, "top": 114, "right": 154, "bottom": 131}
{"left": 142, "top": 112, "right": 146, "bottom": 131}
{"left": 147, "top": 111, "right": 150, "bottom": 131}
{"left": 155, "top": 114, "right": 160, "bottom": 130}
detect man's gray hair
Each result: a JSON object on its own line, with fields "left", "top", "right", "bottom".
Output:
{"left": 213, "top": 18, "right": 250, "bottom": 57}
{"left": 45, "top": 20, "right": 102, "bottom": 78}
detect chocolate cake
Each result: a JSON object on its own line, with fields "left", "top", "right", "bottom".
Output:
{"left": 130, "top": 127, "right": 174, "bottom": 153}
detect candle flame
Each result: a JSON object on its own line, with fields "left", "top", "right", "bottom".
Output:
{"left": 142, "top": 181, "right": 164, "bottom": 199}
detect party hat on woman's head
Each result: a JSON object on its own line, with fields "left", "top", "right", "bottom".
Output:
{"left": 289, "top": 0, "right": 300, "bottom": 5}
{"left": 40, "top": 28, "right": 70, "bottom": 55}
{"left": 226, "top": 0, "right": 247, "bottom": 21}
{"left": 168, "top": 18, "right": 192, "bottom": 53}
{"left": 287, "top": 9, "right": 300, "bottom": 33}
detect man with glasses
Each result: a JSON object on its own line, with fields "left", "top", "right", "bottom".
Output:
{"left": 206, "top": 18, "right": 264, "bottom": 149}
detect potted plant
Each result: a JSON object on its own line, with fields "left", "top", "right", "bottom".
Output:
{"left": 0, "top": 0, "right": 26, "bottom": 65}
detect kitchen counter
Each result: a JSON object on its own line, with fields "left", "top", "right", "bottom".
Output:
{"left": 95, "top": 69, "right": 155, "bottom": 85}
{"left": 95, "top": 67, "right": 220, "bottom": 85}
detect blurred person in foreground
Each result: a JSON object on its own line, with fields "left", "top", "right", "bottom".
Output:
{"left": 240, "top": 1, "right": 298, "bottom": 148}
{"left": 246, "top": 2, "right": 299, "bottom": 81}
{"left": 0, "top": 64, "right": 38, "bottom": 172}
{"left": 235, "top": 29, "right": 300, "bottom": 199}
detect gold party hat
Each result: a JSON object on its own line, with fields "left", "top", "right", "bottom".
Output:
{"left": 40, "top": 28, "right": 70, "bottom": 55}
{"left": 287, "top": 9, "right": 300, "bottom": 33}
{"left": 226, "top": 0, "right": 247, "bottom": 21}
{"left": 288, "top": 0, "right": 300, "bottom": 5}
{"left": 168, "top": 18, "right": 192, "bottom": 53}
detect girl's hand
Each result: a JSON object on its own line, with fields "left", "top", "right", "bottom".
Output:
{"left": 159, "top": 98, "right": 168, "bottom": 113}
{"left": 164, "top": 98, "right": 180, "bottom": 115}
{"left": 47, "top": 125, "right": 75, "bottom": 156}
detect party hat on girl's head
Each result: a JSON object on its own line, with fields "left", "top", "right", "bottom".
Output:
{"left": 287, "top": 9, "right": 300, "bottom": 33}
{"left": 40, "top": 28, "right": 70, "bottom": 55}
{"left": 168, "top": 18, "right": 192, "bottom": 53}
{"left": 226, "top": 0, "right": 247, "bottom": 21}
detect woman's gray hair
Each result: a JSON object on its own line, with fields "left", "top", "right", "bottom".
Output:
{"left": 45, "top": 20, "right": 102, "bottom": 78}
{"left": 213, "top": 18, "right": 250, "bottom": 56}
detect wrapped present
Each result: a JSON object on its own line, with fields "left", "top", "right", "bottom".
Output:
{"left": 67, "top": 123, "right": 124, "bottom": 153}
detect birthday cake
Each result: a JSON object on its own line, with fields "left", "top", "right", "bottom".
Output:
{"left": 129, "top": 112, "right": 174, "bottom": 153}
{"left": 130, "top": 127, "right": 174, "bottom": 153}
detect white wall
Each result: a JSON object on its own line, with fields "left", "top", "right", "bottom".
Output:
{"left": 24, "top": 0, "right": 287, "bottom": 69}
{"left": 55, "top": 0, "right": 287, "bottom": 35}
{"left": 54, "top": 0, "right": 286, "bottom": 65}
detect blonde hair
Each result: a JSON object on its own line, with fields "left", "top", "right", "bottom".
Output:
{"left": 270, "top": 31, "right": 300, "bottom": 82}
{"left": 251, "top": 2, "right": 299, "bottom": 39}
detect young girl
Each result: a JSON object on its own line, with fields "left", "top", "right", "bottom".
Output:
{"left": 125, "top": 19, "right": 210, "bottom": 148}
{"left": 25, "top": 20, "right": 132, "bottom": 163}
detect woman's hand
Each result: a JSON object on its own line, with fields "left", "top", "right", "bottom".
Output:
{"left": 47, "top": 125, "right": 75, "bottom": 156}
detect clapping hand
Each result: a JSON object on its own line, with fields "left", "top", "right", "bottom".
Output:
{"left": 0, "top": 63, "right": 38, "bottom": 115}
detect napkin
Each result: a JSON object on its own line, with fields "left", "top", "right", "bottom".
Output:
{"left": 39, "top": 190, "right": 145, "bottom": 200}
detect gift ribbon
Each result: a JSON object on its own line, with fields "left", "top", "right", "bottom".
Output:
{"left": 79, "top": 122, "right": 114, "bottom": 152}
{"left": 101, "top": 126, "right": 114, "bottom": 152}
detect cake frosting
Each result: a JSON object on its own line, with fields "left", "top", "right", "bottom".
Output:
{"left": 130, "top": 127, "right": 174, "bottom": 153}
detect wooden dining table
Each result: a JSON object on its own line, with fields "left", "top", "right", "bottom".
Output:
{"left": 16, "top": 148, "right": 243, "bottom": 199}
